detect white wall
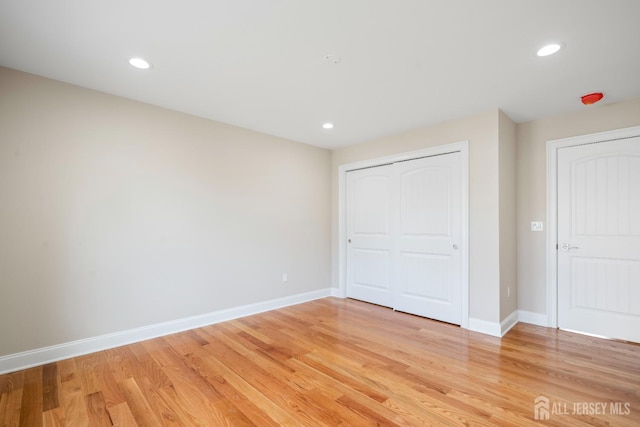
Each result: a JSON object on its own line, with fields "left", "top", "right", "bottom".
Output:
{"left": 331, "top": 110, "right": 504, "bottom": 323}
{"left": 0, "top": 67, "right": 332, "bottom": 357}
{"left": 516, "top": 97, "right": 640, "bottom": 316}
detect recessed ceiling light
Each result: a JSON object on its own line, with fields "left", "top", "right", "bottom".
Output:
{"left": 322, "top": 122, "right": 334, "bottom": 129}
{"left": 129, "top": 57, "right": 151, "bottom": 69}
{"left": 536, "top": 43, "right": 562, "bottom": 57}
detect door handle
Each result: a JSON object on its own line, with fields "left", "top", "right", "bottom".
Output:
{"left": 560, "top": 243, "right": 579, "bottom": 251}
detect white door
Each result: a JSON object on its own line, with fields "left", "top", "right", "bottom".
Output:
{"left": 394, "top": 153, "right": 461, "bottom": 324}
{"left": 346, "top": 164, "right": 394, "bottom": 308}
{"left": 346, "top": 153, "right": 462, "bottom": 324}
{"left": 557, "top": 137, "right": 640, "bottom": 342}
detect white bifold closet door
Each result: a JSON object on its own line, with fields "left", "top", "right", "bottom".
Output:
{"left": 346, "top": 152, "right": 462, "bottom": 325}
{"left": 557, "top": 137, "right": 640, "bottom": 342}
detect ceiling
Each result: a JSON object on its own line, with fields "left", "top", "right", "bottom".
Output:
{"left": 1, "top": 0, "right": 639, "bottom": 149}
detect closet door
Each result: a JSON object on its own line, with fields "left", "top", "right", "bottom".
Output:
{"left": 346, "top": 152, "right": 462, "bottom": 325}
{"left": 393, "top": 153, "right": 461, "bottom": 324}
{"left": 346, "top": 164, "right": 394, "bottom": 307}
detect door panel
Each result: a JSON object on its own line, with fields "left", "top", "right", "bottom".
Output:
{"left": 346, "top": 166, "right": 394, "bottom": 307}
{"left": 352, "top": 175, "right": 390, "bottom": 235}
{"left": 570, "top": 257, "right": 640, "bottom": 315}
{"left": 399, "top": 166, "right": 451, "bottom": 236}
{"left": 558, "top": 137, "right": 640, "bottom": 342}
{"left": 399, "top": 253, "right": 451, "bottom": 301}
{"left": 394, "top": 154, "right": 461, "bottom": 324}
{"left": 352, "top": 249, "right": 391, "bottom": 291}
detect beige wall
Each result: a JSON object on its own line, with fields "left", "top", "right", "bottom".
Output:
{"left": 0, "top": 67, "right": 331, "bottom": 357}
{"left": 498, "top": 111, "right": 517, "bottom": 319}
{"left": 4, "top": 65, "right": 638, "bottom": 357}
{"left": 331, "top": 110, "right": 503, "bottom": 322}
{"left": 516, "top": 97, "right": 640, "bottom": 315}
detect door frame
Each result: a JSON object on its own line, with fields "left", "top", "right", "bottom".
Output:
{"left": 338, "top": 141, "right": 470, "bottom": 329}
{"left": 545, "top": 125, "right": 640, "bottom": 328}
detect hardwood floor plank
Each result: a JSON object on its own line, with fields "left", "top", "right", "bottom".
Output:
{"left": 183, "top": 352, "right": 281, "bottom": 427}
{"left": 134, "top": 376, "right": 184, "bottom": 426}
{"left": 333, "top": 394, "right": 401, "bottom": 426}
{"left": 60, "top": 373, "right": 89, "bottom": 427}
{"left": 42, "top": 407, "right": 65, "bottom": 427}
{"left": 1, "top": 297, "right": 639, "bottom": 426}
{"left": 0, "top": 388, "right": 23, "bottom": 427}
{"left": 162, "top": 331, "right": 207, "bottom": 357}
{"left": 140, "top": 342, "right": 231, "bottom": 426}
{"left": 198, "top": 353, "right": 299, "bottom": 426}
{"left": 93, "top": 354, "right": 126, "bottom": 408}
{"left": 201, "top": 331, "right": 363, "bottom": 426}
{"left": 19, "top": 367, "right": 43, "bottom": 427}
{"left": 54, "top": 359, "right": 77, "bottom": 384}
{"left": 0, "top": 372, "right": 24, "bottom": 395}
{"left": 118, "top": 377, "right": 162, "bottom": 427}
{"left": 210, "top": 398, "right": 257, "bottom": 427}
{"left": 104, "top": 346, "right": 138, "bottom": 384}
{"left": 41, "top": 363, "right": 59, "bottom": 412}
{"left": 206, "top": 326, "right": 311, "bottom": 394}
{"left": 106, "top": 402, "right": 138, "bottom": 426}
{"left": 85, "top": 392, "right": 113, "bottom": 427}
{"left": 141, "top": 339, "right": 224, "bottom": 404}
{"left": 154, "top": 380, "right": 227, "bottom": 426}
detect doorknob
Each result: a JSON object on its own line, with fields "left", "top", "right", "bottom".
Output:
{"left": 560, "top": 243, "right": 579, "bottom": 251}
{"left": 452, "top": 244, "right": 458, "bottom": 250}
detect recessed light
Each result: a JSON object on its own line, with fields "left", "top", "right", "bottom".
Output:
{"left": 536, "top": 43, "right": 562, "bottom": 57}
{"left": 129, "top": 57, "right": 151, "bottom": 69}
{"left": 322, "top": 123, "right": 334, "bottom": 129}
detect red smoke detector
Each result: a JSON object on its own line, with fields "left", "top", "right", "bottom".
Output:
{"left": 581, "top": 92, "right": 604, "bottom": 105}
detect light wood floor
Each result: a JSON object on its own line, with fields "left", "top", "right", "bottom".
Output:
{"left": 1, "top": 298, "right": 639, "bottom": 426}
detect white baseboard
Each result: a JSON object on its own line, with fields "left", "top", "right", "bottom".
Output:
{"left": 468, "top": 317, "right": 502, "bottom": 337}
{"left": 500, "top": 310, "right": 519, "bottom": 336}
{"left": 0, "top": 288, "right": 334, "bottom": 375}
{"left": 517, "top": 310, "right": 548, "bottom": 327}
{"left": 468, "top": 310, "right": 518, "bottom": 338}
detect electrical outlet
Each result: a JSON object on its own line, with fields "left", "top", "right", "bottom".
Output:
{"left": 282, "top": 273, "right": 288, "bottom": 283}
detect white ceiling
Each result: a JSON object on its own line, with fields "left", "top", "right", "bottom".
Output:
{"left": 1, "top": 0, "right": 639, "bottom": 149}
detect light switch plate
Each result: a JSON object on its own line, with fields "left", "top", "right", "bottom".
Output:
{"left": 531, "top": 221, "right": 544, "bottom": 232}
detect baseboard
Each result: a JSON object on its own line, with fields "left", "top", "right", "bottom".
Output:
{"left": 500, "top": 310, "right": 519, "bottom": 336}
{"left": 0, "top": 288, "right": 334, "bottom": 375}
{"left": 468, "top": 317, "right": 502, "bottom": 337}
{"left": 517, "top": 310, "right": 548, "bottom": 327}
{"left": 468, "top": 310, "right": 518, "bottom": 338}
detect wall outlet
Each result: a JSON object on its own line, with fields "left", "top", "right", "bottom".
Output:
{"left": 282, "top": 273, "right": 288, "bottom": 283}
{"left": 531, "top": 221, "right": 544, "bottom": 232}
{"left": 507, "top": 286, "right": 511, "bottom": 298}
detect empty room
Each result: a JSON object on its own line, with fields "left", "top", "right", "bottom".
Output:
{"left": 1, "top": 0, "right": 639, "bottom": 425}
